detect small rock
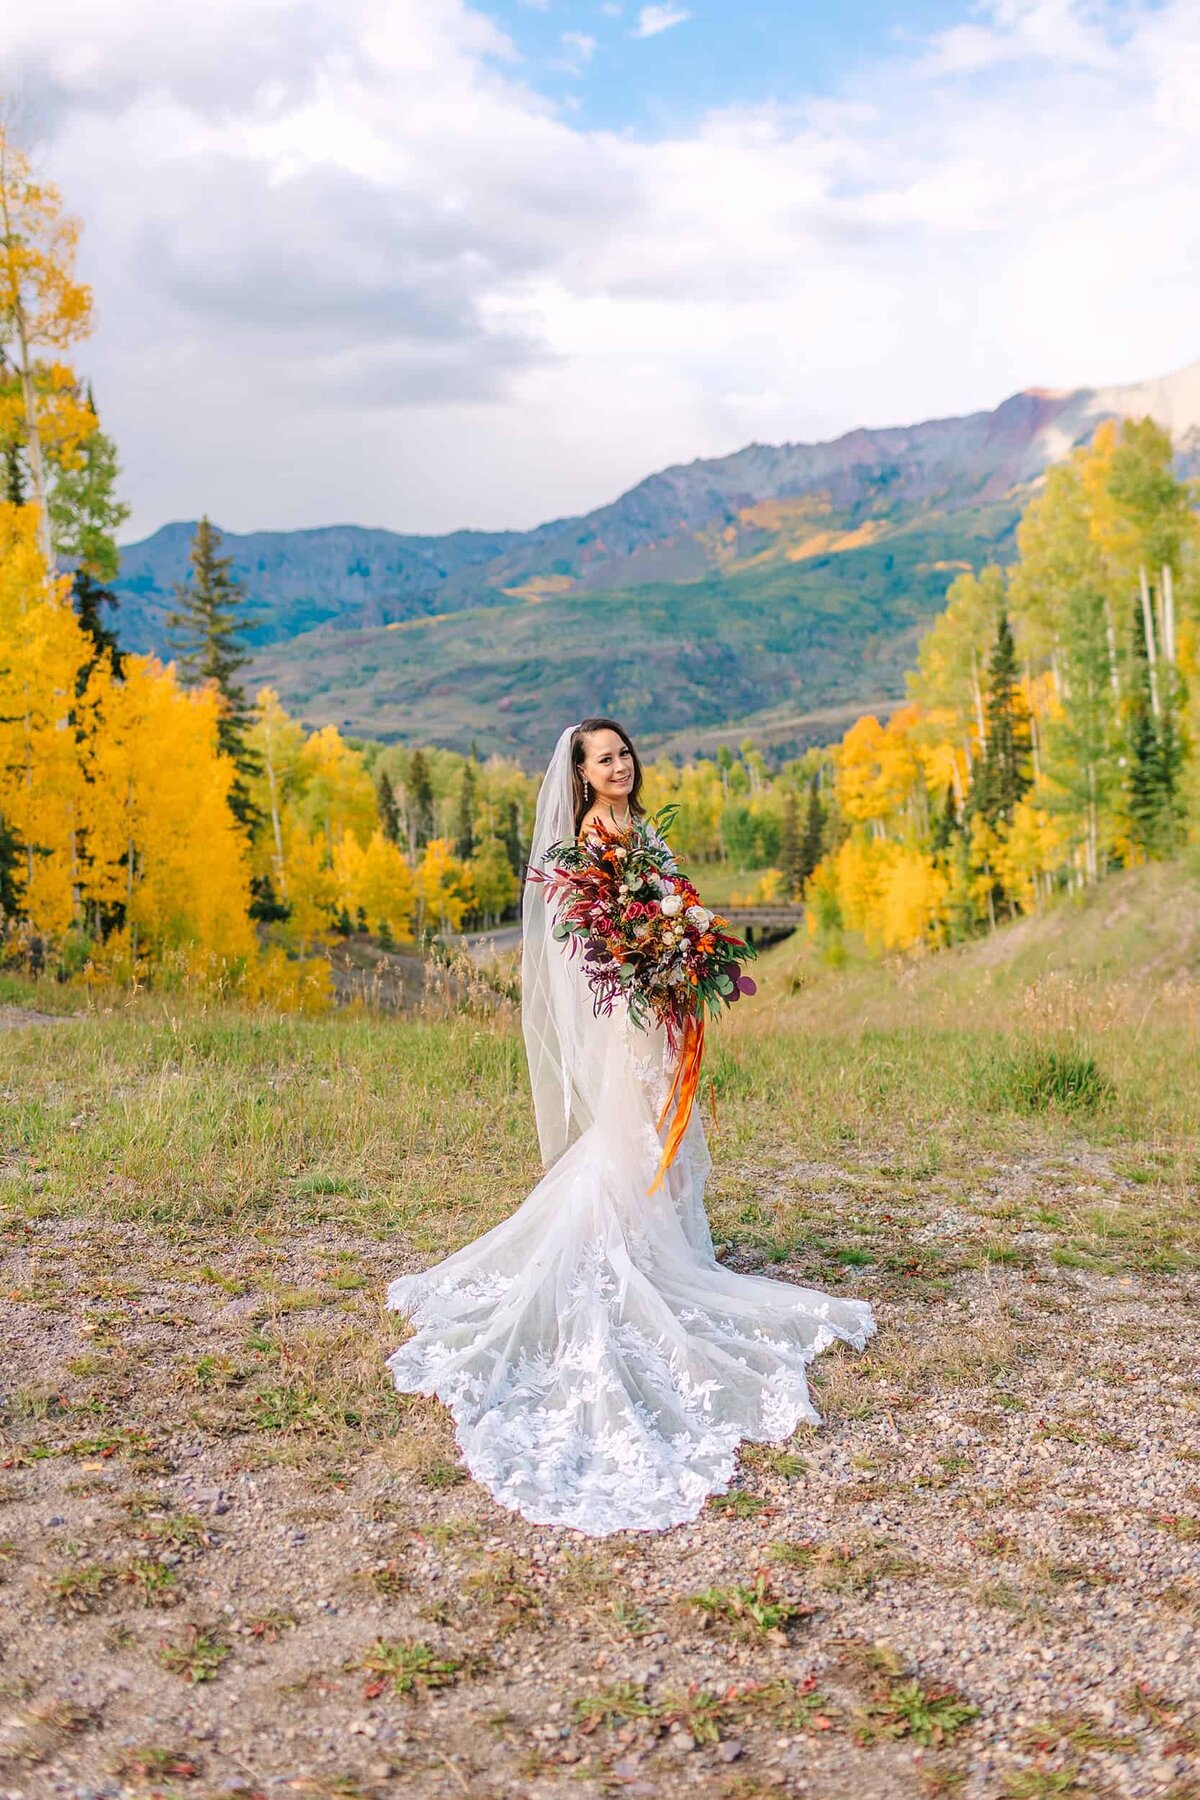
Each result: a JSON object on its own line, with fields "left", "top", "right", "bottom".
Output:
{"left": 718, "top": 1741, "right": 744, "bottom": 1762}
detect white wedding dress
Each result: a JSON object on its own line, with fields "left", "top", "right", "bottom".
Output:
{"left": 386, "top": 729, "right": 877, "bottom": 1537}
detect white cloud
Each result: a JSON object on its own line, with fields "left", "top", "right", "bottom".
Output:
{"left": 558, "top": 30, "right": 598, "bottom": 72}
{"left": 633, "top": 5, "right": 691, "bottom": 40}
{"left": 0, "top": 0, "right": 1197, "bottom": 542}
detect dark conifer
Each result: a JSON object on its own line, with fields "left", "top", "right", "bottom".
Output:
{"left": 974, "top": 610, "right": 1031, "bottom": 830}
{"left": 797, "top": 779, "right": 826, "bottom": 890}
{"left": 503, "top": 797, "right": 524, "bottom": 878}
{"left": 456, "top": 762, "right": 477, "bottom": 860}
{"left": 778, "top": 789, "right": 802, "bottom": 900}
{"left": 167, "top": 517, "right": 261, "bottom": 831}
{"left": 376, "top": 769, "right": 401, "bottom": 844}
{"left": 407, "top": 749, "right": 435, "bottom": 851}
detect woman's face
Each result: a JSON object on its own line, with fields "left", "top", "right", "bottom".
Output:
{"left": 581, "top": 729, "right": 635, "bottom": 811}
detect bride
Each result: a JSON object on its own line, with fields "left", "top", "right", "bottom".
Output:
{"left": 386, "top": 718, "right": 877, "bottom": 1536}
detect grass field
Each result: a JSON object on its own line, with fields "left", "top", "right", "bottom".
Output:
{"left": 0, "top": 865, "right": 1198, "bottom": 1797}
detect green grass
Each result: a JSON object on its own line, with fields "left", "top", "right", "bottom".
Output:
{"left": 2, "top": 927, "right": 1197, "bottom": 1280}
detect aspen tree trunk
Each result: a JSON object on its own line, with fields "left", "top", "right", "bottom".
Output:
{"left": 970, "top": 648, "right": 987, "bottom": 748}
{"left": 0, "top": 158, "right": 54, "bottom": 566}
{"left": 1162, "top": 566, "right": 1177, "bottom": 666}
{"left": 1103, "top": 598, "right": 1120, "bottom": 696}
{"left": 262, "top": 731, "right": 287, "bottom": 900}
{"left": 1050, "top": 640, "right": 1070, "bottom": 703}
{"left": 1024, "top": 663, "right": 1041, "bottom": 782}
{"left": 1083, "top": 751, "right": 1101, "bottom": 884}
{"left": 15, "top": 326, "right": 52, "bottom": 566}
{"left": 1139, "top": 565, "right": 1160, "bottom": 718}
{"left": 22, "top": 702, "right": 34, "bottom": 887}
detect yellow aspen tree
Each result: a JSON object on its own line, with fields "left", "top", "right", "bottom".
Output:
{"left": 467, "top": 836, "right": 518, "bottom": 926}
{"left": 246, "top": 688, "right": 305, "bottom": 900}
{"left": 0, "top": 360, "right": 97, "bottom": 489}
{"left": 331, "top": 830, "right": 367, "bottom": 927}
{"left": 0, "top": 500, "right": 90, "bottom": 931}
{"left": 994, "top": 798, "right": 1063, "bottom": 915}
{"left": 831, "top": 834, "right": 884, "bottom": 941}
{"left": 276, "top": 811, "right": 336, "bottom": 950}
{"left": 909, "top": 567, "right": 1006, "bottom": 773}
{"left": 415, "top": 837, "right": 472, "bottom": 934}
{"left": 357, "top": 829, "right": 417, "bottom": 940}
{"left": 81, "top": 654, "right": 255, "bottom": 964}
{"left": 0, "top": 126, "right": 93, "bottom": 563}
{"left": 835, "top": 716, "right": 889, "bottom": 832}
{"left": 877, "top": 845, "right": 948, "bottom": 952}
{"left": 294, "top": 724, "right": 378, "bottom": 850}
{"left": 835, "top": 710, "right": 921, "bottom": 836}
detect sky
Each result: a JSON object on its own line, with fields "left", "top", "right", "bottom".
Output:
{"left": 1, "top": 0, "right": 1198, "bottom": 543}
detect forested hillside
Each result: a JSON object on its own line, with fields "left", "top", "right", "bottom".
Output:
{"left": 115, "top": 364, "right": 1200, "bottom": 760}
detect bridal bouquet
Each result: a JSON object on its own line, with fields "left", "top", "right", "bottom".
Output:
{"left": 528, "top": 805, "right": 757, "bottom": 1190}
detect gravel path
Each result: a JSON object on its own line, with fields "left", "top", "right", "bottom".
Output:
{"left": 0, "top": 1170, "right": 1197, "bottom": 1800}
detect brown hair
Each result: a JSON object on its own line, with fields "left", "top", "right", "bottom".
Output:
{"left": 571, "top": 717, "right": 645, "bottom": 835}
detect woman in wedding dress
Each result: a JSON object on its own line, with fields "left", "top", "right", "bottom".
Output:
{"left": 386, "top": 718, "right": 877, "bottom": 1537}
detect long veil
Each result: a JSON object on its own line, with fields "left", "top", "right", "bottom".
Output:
{"left": 389, "top": 720, "right": 879, "bottom": 1536}
{"left": 520, "top": 724, "right": 596, "bottom": 1166}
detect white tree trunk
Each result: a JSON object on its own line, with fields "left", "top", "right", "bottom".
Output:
{"left": 1162, "top": 565, "right": 1177, "bottom": 667}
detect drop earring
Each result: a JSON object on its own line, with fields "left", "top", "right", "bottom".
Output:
{"left": 583, "top": 779, "right": 590, "bottom": 802}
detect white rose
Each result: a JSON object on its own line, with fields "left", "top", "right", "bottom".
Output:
{"left": 660, "top": 895, "right": 682, "bottom": 917}
{"left": 685, "top": 905, "right": 711, "bottom": 929}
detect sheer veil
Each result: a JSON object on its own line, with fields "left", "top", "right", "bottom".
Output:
{"left": 389, "top": 721, "right": 880, "bottom": 1537}
{"left": 520, "top": 724, "right": 598, "bottom": 1167}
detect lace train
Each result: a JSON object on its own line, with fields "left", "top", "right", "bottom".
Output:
{"left": 386, "top": 1005, "right": 877, "bottom": 1536}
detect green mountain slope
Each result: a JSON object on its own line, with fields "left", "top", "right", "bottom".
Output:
{"left": 115, "top": 357, "right": 1200, "bottom": 762}
{"left": 252, "top": 501, "right": 1017, "bottom": 760}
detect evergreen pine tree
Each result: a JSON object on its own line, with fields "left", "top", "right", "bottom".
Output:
{"left": 503, "top": 797, "right": 524, "bottom": 878}
{"left": 376, "top": 769, "right": 401, "bottom": 844}
{"left": 167, "top": 517, "right": 261, "bottom": 832}
{"left": 248, "top": 873, "right": 290, "bottom": 924}
{"left": 72, "top": 569, "right": 122, "bottom": 674}
{"left": 974, "top": 610, "right": 1031, "bottom": 830}
{"left": 456, "top": 762, "right": 477, "bottom": 860}
{"left": 797, "top": 779, "right": 825, "bottom": 890}
{"left": 3, "top": 438, "right": 24, "bottom": 505}
{"left": 930, "top": 783, "right": 959, "bottom": 854}
{"left": 407, "top": 749, "right": 435, "bottom": 850}
{"left": 778, "top": 789, "right": 802, "bottom": 899}
{"left": 0, "top": 813, "right": 24, "bottom": 917}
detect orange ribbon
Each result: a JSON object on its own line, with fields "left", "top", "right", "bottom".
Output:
{"left": 647, "top": 1012, "right": 705, "bottom": 1195}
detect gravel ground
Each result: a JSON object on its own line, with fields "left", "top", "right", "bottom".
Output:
{"left": 0, "top": 1167, "right": 1197, "bottom": 1800}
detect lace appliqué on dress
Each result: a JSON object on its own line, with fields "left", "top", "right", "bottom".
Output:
{"left": 386, "top": 979, "right": 877, "bottom": 1536}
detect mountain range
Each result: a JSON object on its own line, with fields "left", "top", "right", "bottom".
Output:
{"left": 115, "top": 358, "right": 1200, "bottom": 765}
